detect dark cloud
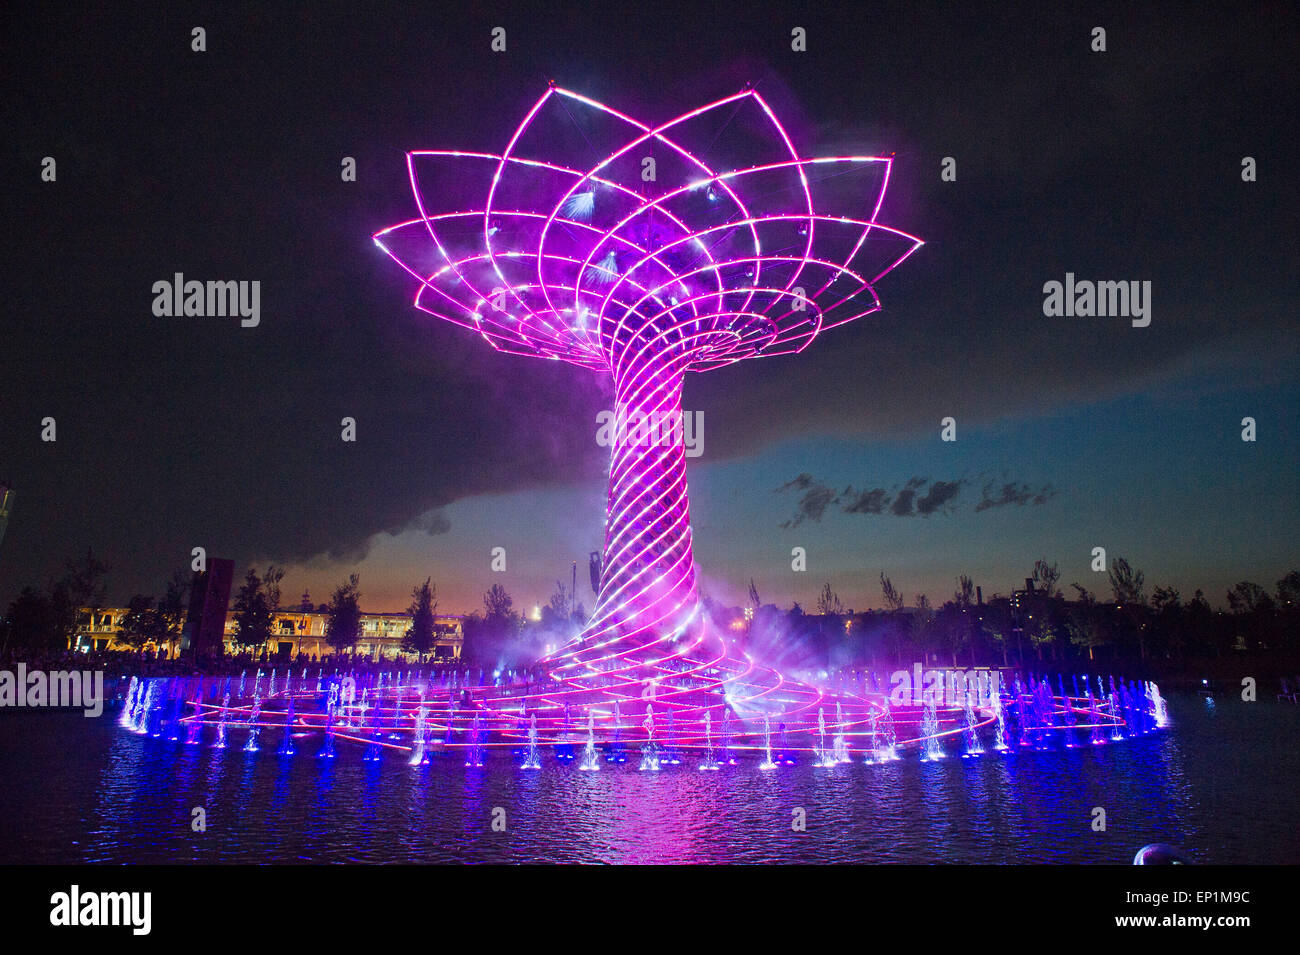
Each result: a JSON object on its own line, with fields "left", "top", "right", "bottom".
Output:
{"left": 916, "top": 480, "right": 964, "bottom": 515}
{"left": 841, "top": 487, "right": 890, "bottom": 515}
{"left": 779, "top": 474, "right": 1051, "bottom": 524}
{"left": 677, "top": 6, "right": 1297, "bottom": 465}
{"left": 0, "top": 4, "right": 1292, "bottom": 605}
{"left": 410, "top": 508, "right": 452, "bottom": 536}
{"left": 890, "top": 477, "right": 926, "bottom": 517}
{"left": 974, "top": 482, "right": 1058, "bottom": 512}
{"left": 777, "top": 475, "right": 838, "bottom": 528}
{"left": 777, "top": 474, "right": 818, "bottom": 493}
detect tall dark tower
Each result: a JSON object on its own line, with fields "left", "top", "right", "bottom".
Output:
{"left": 182, "top": 558, "right": 235, "bottom": 660}
{"left": 0, "top": 485, "right": 11, "bottom": 550}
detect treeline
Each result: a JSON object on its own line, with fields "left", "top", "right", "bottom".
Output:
{"left": 1, "top": 549, "right": 118, "bottom": 655}
{"left": 0, "top": 555, "right": 453, "bottom": 661}
{"left": 223, "top": 568, "right": 446, "bottom": 660}
{"left": 733, "top": 560, "right": 1300, "bottom": 672}
{"left": 6, "top": 550, "right": 1296, "bottom": 676}
{"left": 458, "top": 581, "right": 584, "bottom": 667}
{"left": 0, "top": 551, "right": 580, "bottom": 667}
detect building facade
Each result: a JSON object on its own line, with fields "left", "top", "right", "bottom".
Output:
{"left": 75, "top": 607, "right": 463, "bottom": 661}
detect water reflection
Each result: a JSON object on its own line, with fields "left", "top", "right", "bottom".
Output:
{"left": 1, "top": 692, "right": 1296, "bottom": 864}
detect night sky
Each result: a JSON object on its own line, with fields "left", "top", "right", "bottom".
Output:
{"left": 2, "top": 1, "right": 1296, "bottom": 615}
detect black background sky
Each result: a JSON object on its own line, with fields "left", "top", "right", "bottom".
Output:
{"left": 1, "top": 1, "right": 1295, "bottom": 609}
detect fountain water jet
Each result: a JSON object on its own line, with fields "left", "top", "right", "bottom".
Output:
{"left": 814, "top": 708, "right": 835, "bottom": 767}
{"left": 920, "top": 696, "right": 944, "bottom": 761}
{"left": 759, "top": 716, "right": 777, "bottom": 770}
{"left": 961, "top": 689, "right": 984, "bottom": 757}
{"left": 465, "top": 711, "right": 484, "bottom": 767}
{"left": 521, "top": 714, "right": 542, "bottom": 769}
{"left": 832, "top": 702, "right": 851, "bottom": 763}
{"left": 243, "top": 695, "right": 262, "bottom": 753}
{"left": 876, "top": 706, "right": 899, "bottom": 762}
{"left": 118, "top": 677, "right": 138, "bottom": 729}
{"left": 409, "top": 705, "right": 430, "bottom": 765}
{"left": 579, "top": 710, "right": 601, "bottom": 771}
{"left": 318, "top": 696, "right": 338, "bottom": 759}
{"left": 699, "top": 711, "right": 720, "bottom": 770}
{"left": 278, "top": 694, "right": 296, "bottom": 756}
{"left": 639, "top": 705, "right": 661, "bottom": 772}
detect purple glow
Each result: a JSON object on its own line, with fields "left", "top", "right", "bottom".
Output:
{"left": 373, "top": 86, "right": 987, "bottom": 753}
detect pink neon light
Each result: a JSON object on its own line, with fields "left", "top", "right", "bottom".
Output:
{"left": 373, "top": 87, "right": 928, "bottom": 750}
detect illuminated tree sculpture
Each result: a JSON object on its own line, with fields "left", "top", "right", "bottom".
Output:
{"left": 376, "top": 85, "right": 923, "bottom": 743}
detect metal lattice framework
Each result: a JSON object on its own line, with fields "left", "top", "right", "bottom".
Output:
{"left": 374, "top": 85, "right": 925, "bottom": 753}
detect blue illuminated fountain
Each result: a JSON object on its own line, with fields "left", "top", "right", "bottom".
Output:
{"left": 759, "top": 716, "right": 776, "bottom": 770}
{"left": 699, "top": 711, "right": 720, "bottom": 771}
{"left": 961, "top": 689, "right": 984, "bottom": 758}
{"left": 118, "top": 676, "right": 138, "bottom": 729}
{"left": 919, "top": 696, "right": 945, "bottom": 761}
{"left": 521, "top": 714, "right": 542, "bottom": 769}
{"left": 318, "top": 695, "right": 337, "bottom": 759}
{"left": 578, "top": 711, "right": 601, "bottom": 771}
{"left": 409, "top": 705, "right": 429, "bottom": 766}
{"left": 278, "top": 694, "right": 296, "bottom": 756}
{"left": 114, "top": 664, "right": 1166, "bottom": 782}
{"left": 243, "top": 694, "right": 262, "bottom": 753}
{"left": 214, "top": 692, "right": 230, "bottom": 749}
{"left": 813, "top": 707, "right": 836, "bottom": 767}
{"left": 832, "top": 702, "right": 851, "bottom": 764}
{"left": 465, "top": 711, "right": 484, "bottom": 768}
{"left": 363, "top": 689, "right": 383, "bottom": 763}
{"left": 875, "top": 706, "right": 899, "bottom": 762}
{"left": 185, "top": 686, "right": 204, "bottom": 746}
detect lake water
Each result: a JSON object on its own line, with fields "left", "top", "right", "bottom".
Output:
{"left": 1, "top": 691, "right": 1295, "bottom": 864}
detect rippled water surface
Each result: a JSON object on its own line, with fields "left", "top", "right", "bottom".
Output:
{"left": 1, "top": 692, "right": 1295, "bottom": 864}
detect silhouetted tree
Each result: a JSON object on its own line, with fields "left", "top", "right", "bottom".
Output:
{"left": 1149, "top": 585, "right": 1183, "bottom": 658}
{"left": 880, "top": 572, "right": 904, "bottom": 611}
{"left": 1108, "top": 557, "right": 1145, "bottom": 605}
{"left": 1065, "top": 584, "right": 1108, "bottom": 662}
{"left": 156, "top": 570, "right": 190, "bottom": 656}
{"left": 877, "top": 573, "right": 907, "bottom": 662}
{"left": 1108, "top": 557, "right": 1148, "bottom": 658}
{"left": 403, "top": 577, "right": 437, "bottom": 659}
{"left": 463, "top": 584, "right": 523, "bottom": 666}
{"left": 816, "top": 582, "right": 843, "bottom": 616}
{"left": 325, "top": 573, "right": 362, "bottom": 654}
{"left": 1226, "top": 581, "right": 1277, "bottom": 651}
{"left": 1032, "top": 559, "right": 1061, "bottom": 599}
{"left": 908, "top": 594, "right": 936, "bottom": 661}
{"left": 1185, "top": 589, "right": 1218, "bottom": 655}
{"left": 3, "top": 587, "right": 57, "bottom": 653}
{"left": 1276, "top": 571, "right": 1300, "bottom": 608}
{"left": 547, "top": 580, "right": 571, "bottom": 621}
{"left": 116, "top": 594, "right": 157, "bottom": 650}
{"left": 484, "top": 583, "right": 513, "bottom": 619}
{"left": 232, "top": 567, "right": 283, "bottom": 651}
{"left": 49, "top": 548, "right": 109, "bottom": 650}
{"left": 981, "top": 597, "right": 1015, "bottom": 665}
{"left": 949, "top": 575, "right": 977, "bottom": 665}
